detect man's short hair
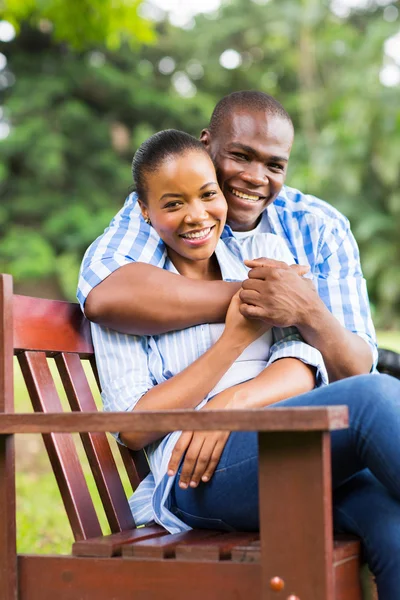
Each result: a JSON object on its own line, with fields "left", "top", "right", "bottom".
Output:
{"left": 208, "top": 90, "right": 293, "bottom": 135}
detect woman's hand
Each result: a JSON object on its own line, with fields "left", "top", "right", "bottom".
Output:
{"left": 223, "top": 290, "right": 270, "bottom": 350}
{"left": 168, "top": 430, "right": 230, "bottom": 489}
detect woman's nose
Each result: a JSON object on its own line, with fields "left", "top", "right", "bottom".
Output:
{"left": 184, "top": 202, "right": 208, "bottom": 223}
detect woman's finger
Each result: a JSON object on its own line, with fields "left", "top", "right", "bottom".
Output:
{"left": 201, "top": 433, "right": 229, "bottom": 482}
{"left": 168, "top": 431, "right": 193, "bottom": 476}
{"left": 178, "top": 433, "right": 206, "bottom": 489}
{"left": 187, "top": 436, "right": 218, "bottom": 488}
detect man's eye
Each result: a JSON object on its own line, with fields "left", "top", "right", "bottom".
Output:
{"left": 270, "top": 163, "right": 285, "bottom": 172}
{"left": 232, "top": 152, "right": 249, "bottom": 161}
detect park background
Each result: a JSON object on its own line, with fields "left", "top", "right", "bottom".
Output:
{"left": 0, "top": 0, "right": 399, "bottom": 553}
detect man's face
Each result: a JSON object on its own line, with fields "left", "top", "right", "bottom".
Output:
{"left": 201, "top": 110, "right": 294, "bottom": 232}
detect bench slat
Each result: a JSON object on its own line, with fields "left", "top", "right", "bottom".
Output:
{"left": 55, "top": 353, "right": 135, "bottom": 533}
{"left": 73, "top": 525, "right": 167, "bottom": 557}
{"left": 18, "top": 351, "right": 102, "bottom": 541}
{"left": 123, "top": 529, "right": 222, "bottom": 559}
{"left": 175, "top": 532, "right": 260, "bottom": 562}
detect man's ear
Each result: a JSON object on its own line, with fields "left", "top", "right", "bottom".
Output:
{"left": 200, "top": 128, "right": 211, "bottom": 151}
{"left": 137, "top": 199, "right": 149, "bottom": 222}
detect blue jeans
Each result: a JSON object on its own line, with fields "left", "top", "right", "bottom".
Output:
{"left": 171, "top": 374, "right": 400, "bottom": 599}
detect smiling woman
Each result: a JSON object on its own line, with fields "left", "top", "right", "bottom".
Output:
{"left": 133, "top": 131, "right": 227, "bottom": 280}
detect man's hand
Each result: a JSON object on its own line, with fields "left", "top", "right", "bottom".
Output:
{"left": 239, "top": 257, "right": 317, "bottom": 327}
{"left": 168, "top": 430, "right": 230, "bottom": 489}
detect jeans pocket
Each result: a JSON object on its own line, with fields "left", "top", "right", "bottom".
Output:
{"left": 170, "top": 506, "right": 236, "bottom": 532}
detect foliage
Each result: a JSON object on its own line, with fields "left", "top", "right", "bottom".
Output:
{"left": 1, "top": 0, "right": 155, "bottom": 49}
{"left": 0, "top": 0, "right": 399, "bottom": 325}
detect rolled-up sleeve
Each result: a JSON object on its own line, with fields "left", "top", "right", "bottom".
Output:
{"left": 77, "top": 193, "right": 166, "bottom": 309}
{"left": 91, "top": 322, "right": 156, "bottom": 443}
{"left": 268, "top": 326, "right": 329, "bottom": 387}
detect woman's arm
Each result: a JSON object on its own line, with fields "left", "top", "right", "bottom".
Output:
{"left": 85, "top": 263, "right": 240, "bottom": 335}
{"left": 121, "top": 293, "right": 270, "bottom": 450}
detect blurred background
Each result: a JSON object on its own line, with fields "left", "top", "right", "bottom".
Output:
{"left": 1, "top": 0, "right": 399, "bottom": 554}
{"left": 1, "top": 0, "right": 400, "bottom": 330}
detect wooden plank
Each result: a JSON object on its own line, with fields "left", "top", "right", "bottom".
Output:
{"left": 55, "top": 353, "right": 135, "bottom": 533}
{"left": 123, "top": 529, "right": 222, "bottom": 559}
{"left": 13, "top": 295, "right": 93, "bottom": 356}
{"left": 175, "top": 532, "right": 260, "bottom": 562}
{"left": 258, "top": 430, "right": 334, "bottom": 600}
{"left": 89, "top": 355, "right": 150, "bottom": 493}
{"left": 73, "top": 525, "right": 167, "bottom": 557}
{"left": 18, "top": 351, "right": 102, "bottom": 541}
{"left": 0, "top": 274, "right": 17, "bottom": 599}
{"left": 17, "top": 555, "right": 261, "bottom": 600}
{"left": 0, "top": 406, "right": 349, "bottom": 434}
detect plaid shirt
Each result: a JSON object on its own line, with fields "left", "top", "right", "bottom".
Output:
{"left": 78, "top": 185, "right": 378, "bottom": 367}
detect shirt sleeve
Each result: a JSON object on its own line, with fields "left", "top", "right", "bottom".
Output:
{"left": 77, "top": 192, "right": 166, "bottom": 309}
{"left": 90, "top": 321, "right": 156, "bottom": 444}
{"left": 316, "top": 218, "right": 378, "bottom": 369}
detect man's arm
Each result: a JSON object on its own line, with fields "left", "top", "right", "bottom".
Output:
{"left": 240, "top": 257, "right": 374, "bottom": 382}
{"left": 85, "top": 263, "right": 240, "bottom": 335}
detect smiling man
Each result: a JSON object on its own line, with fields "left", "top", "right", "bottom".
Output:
{"left": 78, "top": 91, "right": 376, "bottom": 382}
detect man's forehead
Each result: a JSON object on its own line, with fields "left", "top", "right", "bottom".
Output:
{"left": 217, "top": 109, "right": 292, "bottom": 142}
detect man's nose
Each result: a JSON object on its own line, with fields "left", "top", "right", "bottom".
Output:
{"left": 241, "top": 163, "right": 269, "bottom": 187}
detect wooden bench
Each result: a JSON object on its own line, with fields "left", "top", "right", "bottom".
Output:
{"left": 0, "top": 273, "right": 378, "bottom": 599}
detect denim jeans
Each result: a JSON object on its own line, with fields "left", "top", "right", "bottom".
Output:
{"left": 171, "top": 374, "right": 400, "bottom": 599}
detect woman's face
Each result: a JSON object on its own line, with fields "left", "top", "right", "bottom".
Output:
{"left": 139, "top": 150, "right": 227, "bottom": 267}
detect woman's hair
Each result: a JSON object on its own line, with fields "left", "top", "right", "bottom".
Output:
{"left": 132, "top": 129, "right": 208, "bottom": 203}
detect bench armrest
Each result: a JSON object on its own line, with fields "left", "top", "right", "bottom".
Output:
{"left": 0, "top": 406, "right": 348, "bottom": 434}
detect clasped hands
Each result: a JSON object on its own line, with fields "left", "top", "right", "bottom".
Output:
{"left": 168, "top": 257, "right": 315, "bottom": 490}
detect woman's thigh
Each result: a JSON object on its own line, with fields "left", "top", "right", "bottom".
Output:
{"left": 171, "top": 431, "right": 259, "bottom": 531}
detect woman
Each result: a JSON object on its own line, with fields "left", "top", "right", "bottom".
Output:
{"left": 93, "top": 129, "right": 325, "bottom": 532}
{"left": 92, "top": 131, "right": 400, "bottom": 597}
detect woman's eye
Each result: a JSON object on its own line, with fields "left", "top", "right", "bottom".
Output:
{"left": 164, "top": 201, "right": 182, "bottom": 209}
{"left": 202, "top": 191, "right": 217, "bottom": 199}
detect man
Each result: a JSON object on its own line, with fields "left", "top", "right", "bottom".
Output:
{"left": 78, "top": 91, "right": 376, "bottom": 382}
{"left": 78, "top": 91, "right": 400, "bottom": 597}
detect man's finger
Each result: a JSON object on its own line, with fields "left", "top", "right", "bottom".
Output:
{"left": 241, "top": 278, "right": 262, "bottom": 292}
{"left": 239, "top": 303, "right": 266, "bottom": 320}
{"left": 239, "top": 289, "right": 261, "bottom": 305}
{"left": 168, "top": 431, "right": 193, "bottom": 476}
{"left": 245, "top": 258, "right": 289, "bottom": 270}
{"left": 290, "top": 263, "right": 310, "bottom": 277}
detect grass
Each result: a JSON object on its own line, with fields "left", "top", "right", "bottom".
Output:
{"left": 14, "top": 331, "right": 400, "bottom": 555}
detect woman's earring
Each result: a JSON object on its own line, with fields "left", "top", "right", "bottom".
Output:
{"left": 144, "top": 216, "right": 151, "bottom": 225}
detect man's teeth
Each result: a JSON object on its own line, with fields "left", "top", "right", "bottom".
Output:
{"left": 181, "top": 227, "right": 212, "bottom": 240}
{"left": 231, "top": 188, "right": 260, "bottom": 202}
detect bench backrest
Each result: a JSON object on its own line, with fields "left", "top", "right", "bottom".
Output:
{"left": 1, "top": 273, "right": 149, "bottom": 541}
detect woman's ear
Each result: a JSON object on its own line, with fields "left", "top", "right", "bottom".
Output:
{"left": 138, "top": 199, "right": 150, "bottom": 224}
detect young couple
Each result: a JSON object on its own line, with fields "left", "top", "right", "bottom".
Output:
{"left": 79, "top": 91, "right": 400, "bottom": 598}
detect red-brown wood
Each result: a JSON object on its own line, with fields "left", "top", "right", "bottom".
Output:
{"left": 13, "top": 295, "right": 93, "bottom": 356}
{"left": 0, "top": 407, "right": 349, "bottom": 434}
{"left": 18, "top": 351, "right": 102, "bottom": 541}
{"left": 89, "top": 354, "right": 150, "bottom": 493}
{"left": 55, "top": 352, "right": 135, "bottom": 532}
{"left": 17, "top": 555, "right": 261, "bottom": 600}
{"left": 72, "top": 524, "right": 167, "bottom": 557}
{"left": 258, "top": 430, "right": 334, "bottom": 600}
{"left": 0, "top": 274, "right": 17, "bottom": 599}
{"left": 122, "top": 529, "right": 222, "bottom": 559}
{"left": 175, "top": 532, "right": 260, "bottom": 562}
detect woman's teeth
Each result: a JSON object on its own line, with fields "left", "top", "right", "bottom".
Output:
{"left": 181, "top": 227, "right": 212, "bottom": 240}
{"left": 231, "top": 188, "right": 261, "bottom": 202}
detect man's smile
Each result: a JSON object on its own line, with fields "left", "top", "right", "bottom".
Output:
{"left": 229, "top": 186, "right": 267, "bottom": 203}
